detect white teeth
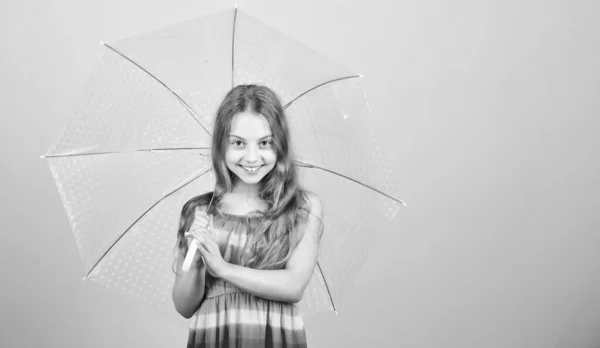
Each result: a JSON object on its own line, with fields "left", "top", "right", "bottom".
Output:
{"left": 241, "top": 165, "right": 261, "bottom": 172}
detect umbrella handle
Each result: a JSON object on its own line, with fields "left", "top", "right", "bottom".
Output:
{"left": 182, "top": 239, "right": 198, "bottom": 272}
{"left": 182, "top": 214, "right": 212, "bottom": 272}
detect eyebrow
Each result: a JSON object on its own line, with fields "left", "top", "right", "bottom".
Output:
{"left": 229, "top": 134, "right": 273, "bottom": 140}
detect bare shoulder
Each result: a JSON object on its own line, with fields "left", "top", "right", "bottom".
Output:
{"left": 304, "top": 191, "right": 324, "bottom": 221}
{"left": 298, "top": 191, "right": 324, "bottom": 243}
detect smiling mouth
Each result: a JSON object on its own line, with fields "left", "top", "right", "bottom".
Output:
{"left": 239, "top": 165, "right": 262, "bottom": 172}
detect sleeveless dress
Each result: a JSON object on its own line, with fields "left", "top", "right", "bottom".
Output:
{"left": 187, "top": 210, "right": 308, "bottom": 348}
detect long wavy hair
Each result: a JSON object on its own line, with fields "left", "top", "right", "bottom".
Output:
{"left": 172, "top": 85, "right": 322, "bottom": 275}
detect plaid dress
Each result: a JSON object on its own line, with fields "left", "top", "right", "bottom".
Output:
{"left": 187, "top": 211, "right": 307, "bottom": 347}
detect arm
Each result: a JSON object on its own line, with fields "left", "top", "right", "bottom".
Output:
{"left": 172, "top": 205, "right": 210, "bottom": 319}
{"left": 219, "top": 193, "right": 323, "bottom": 304}
{"left": 172, "top": 249, "right": 207, "bottom": 318}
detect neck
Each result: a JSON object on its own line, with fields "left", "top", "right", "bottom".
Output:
{"left": 231, "top": 178, "right": 261, "bottom": 197}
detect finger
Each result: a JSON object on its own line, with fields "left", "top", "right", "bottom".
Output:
{"left": 189, "top": 228, "right": 211, "bottom": 240}
{"left": 183, "top": 232, "right": 195, "bottom": 242}
{"left": 186, "top": 229, "right": 212, "bottom": 244}
{"left": 193, "top": 210, "right": 209, "bottom": 221}
{"left": 198, "top": 235, "right": 219, "bottom": 254}
{"left": 197, "top": 232, "right": 218, "bottom": 248}
{"left": 190, "top": 226, "right": 213, "bottom": 237}
{"left": 197, "top": 236, "right": 216, "bottom": 253}
{"left": 196, "top": 244, "right": 206, "bottom": 258}
{"left": 190, "top": 222, "right": 209, "bottom": 232}
{"left": 191, "top": 218, "right": 209, "bottom": 229}
{"left": 189, "top": 225, "right": 210, "bottom": 232}
{"left": 193, "top": 214, "right": 209, "bottom": 223}
{"left": 194, "top": 207, "right": 209, "bottom": 214}
{"left": 196, "top": 238, "right": 211, "bottom": 256}
{"left": 194, "top": 209, "right": 210, "bottom": 219}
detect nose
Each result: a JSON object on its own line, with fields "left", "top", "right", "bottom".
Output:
{"left": 244, "top": 145, "right": 259, "bottom": 163}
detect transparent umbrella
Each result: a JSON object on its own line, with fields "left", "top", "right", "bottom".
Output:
{"left": 42, "top": 7, "right": 406, "bottom": 327}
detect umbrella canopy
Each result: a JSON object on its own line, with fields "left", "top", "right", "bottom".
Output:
{"left": 43, "top": 7, "right": 405, "bottom": 327}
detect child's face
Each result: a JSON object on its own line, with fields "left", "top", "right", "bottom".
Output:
{"left": 225, "top": 111, "right": 277, "bottom": 186}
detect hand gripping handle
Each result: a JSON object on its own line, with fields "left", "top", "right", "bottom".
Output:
{"left": 182, "top": 214, "right": 213, "bottom": 272}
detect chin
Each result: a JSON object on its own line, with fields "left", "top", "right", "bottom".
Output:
{"left": 238, "top": 176, "right": 265, "bottom": 185}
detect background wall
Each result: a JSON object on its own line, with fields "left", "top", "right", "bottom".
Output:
{"left": 1, "top": 0, "right": 599, "bottom": 347}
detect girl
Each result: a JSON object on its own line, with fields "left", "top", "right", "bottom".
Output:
{"left": 172, "top": 84, "right": 324, "bottom": 347}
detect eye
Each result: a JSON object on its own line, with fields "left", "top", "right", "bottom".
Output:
{"left": 231, "top": 140, "right": 244, "bottom": 147}
{"left": 260, "top": 140, "right": 273, "bottom": 147}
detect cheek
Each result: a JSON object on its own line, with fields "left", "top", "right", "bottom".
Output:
{"left": 225, "top": 148, "right": 239, "bottom": 162}
{"left": 264, "top": 150, "right": 277, "bottom": 163}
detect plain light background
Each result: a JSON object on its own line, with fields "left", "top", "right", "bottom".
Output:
{"left": 1, "top": 0, "right": 599, "bottom": 347}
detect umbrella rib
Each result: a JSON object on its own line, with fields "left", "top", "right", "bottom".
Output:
{"left": 103, "top": 43, "right": 211, "bottom": 136}
{"left": 316, "top": 261, "right": 337, "bottom": 314}
{"left": 283, "top": 75, "right": 361, "bottom": 110}
{"left": 42, "top": 147, "right": 211, "bottom": 159}
{"left": 231, "top": 6, "right": 238, "bottom": 88}
{"left": 295, "top": 160, "right": 407, "bottom": 206}
{"left": 83, "top": 166, "right": 213, "bottom": 280}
